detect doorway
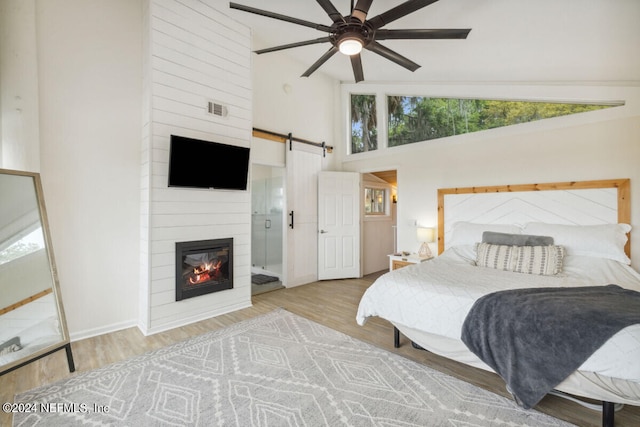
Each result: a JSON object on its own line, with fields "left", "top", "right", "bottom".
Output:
{"left": 362, "top": 170, "right": 397, "bottom": 275}
{"left": 251, "top": 164, "right": 284, "bottom": 295}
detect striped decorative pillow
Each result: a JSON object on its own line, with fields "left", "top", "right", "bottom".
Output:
{"left": 475, "top": 243, "right": 565, "bottom": 275}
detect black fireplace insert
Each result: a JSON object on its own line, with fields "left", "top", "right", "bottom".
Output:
{"left": 175, "top": 238, "right": 233, "bottom": 301}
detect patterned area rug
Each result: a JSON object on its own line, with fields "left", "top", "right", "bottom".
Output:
{"left": 13, "top": 309, "right": 574, "bottom": 426}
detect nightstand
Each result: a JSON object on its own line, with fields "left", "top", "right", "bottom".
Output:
{"left": 388, "top": 254, "right": 433, "bottom": 270}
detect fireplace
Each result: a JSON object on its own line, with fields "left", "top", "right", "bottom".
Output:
{"left": 175, "top": 238, "right": 233, "bottom": 301}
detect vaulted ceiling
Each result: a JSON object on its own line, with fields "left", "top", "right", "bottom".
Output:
{"left": 226, "top": 0, "right": 640, "bottom": 84}
{"left": 371, "top": 170, "right": 397, "bottom": 187}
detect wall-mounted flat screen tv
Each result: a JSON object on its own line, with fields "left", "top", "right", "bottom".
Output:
{"left": 168, "top": 135, "right": 250, "bottom": 190}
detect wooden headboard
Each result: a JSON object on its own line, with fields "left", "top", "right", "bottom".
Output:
{"left": 437, "top": 179, "right": 631, "bottom": 256}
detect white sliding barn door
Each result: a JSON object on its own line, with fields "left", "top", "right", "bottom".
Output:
{"left": 318, "top": 171, "right": 360, "bottom": 280}
{"left": 286, "top": 141, "right": 323, "bottom": 287}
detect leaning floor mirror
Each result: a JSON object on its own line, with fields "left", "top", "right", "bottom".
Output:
{"left": 0, "top": 168, "right": 74, "bottom": 375}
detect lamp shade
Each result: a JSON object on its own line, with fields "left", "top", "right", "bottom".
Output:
{"left": 416, "top": 227, "right": 434, "bottom": 243}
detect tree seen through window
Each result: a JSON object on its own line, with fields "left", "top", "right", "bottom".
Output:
{"left": 387, "top": 96, "right": 620, "bottom": 147}
{"left": 351, "top": 94, "right": 377, "bottom": 154}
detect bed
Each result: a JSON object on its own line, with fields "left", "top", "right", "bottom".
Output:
{"left": 356, "top": 179, "right": 640, "bottom": 427}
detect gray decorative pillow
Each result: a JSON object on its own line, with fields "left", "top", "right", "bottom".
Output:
{"left": 0, "top": 336, "right": 22, "bottom": 355}
{"left": 476, "top": 242, "right": 565, "bottom": 276}
{"left": 482, "top": 231, "right": 554, "bottom": 247}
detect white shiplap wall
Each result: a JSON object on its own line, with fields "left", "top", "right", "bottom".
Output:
{"left": 140, "top": 0, "right": 252, "bottom": 335}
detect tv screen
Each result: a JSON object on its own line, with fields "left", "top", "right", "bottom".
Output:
{"left": 168, "top": 135, "right": 250, "bottom": 190}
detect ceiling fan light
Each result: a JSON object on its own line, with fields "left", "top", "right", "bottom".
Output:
{"left": 338, "top": 38, "right": 363, "bottom": 55}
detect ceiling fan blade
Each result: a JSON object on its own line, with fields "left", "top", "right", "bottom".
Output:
{"left": 230, "top": 3, "right": 332, "bottom": 32}
{"left": 367, "top": 0, "right": 440, "bottom": 30}
{"left": 366, "top": 41, "right": 421, "bottom": 72}
{"left": 375, "top": 28, "right": 471, "bottom": 40}
{"left": 351, "top": 0, "right": 373, "bottom": 22}
{"left": 350, "top": 53, "right": 365, "bottom": 83}
{"left": 255, "top": 37, "right": 331, "bottom": 54}
{"left": 315, "top": 0, "right": 344, "bottom": 23}
{"left": 301, "top": 46, "right": 339, "bottom": 77}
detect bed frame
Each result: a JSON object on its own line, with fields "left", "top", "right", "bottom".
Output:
{"left": 396, "top": 178, "right": 632, "bottom": 427}
{"left": 437, "top": 178, "right": 630, "bottom": 257}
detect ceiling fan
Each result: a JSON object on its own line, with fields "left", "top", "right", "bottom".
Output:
{"left": 229, "top": 0, "right": 471, "bottom": 83}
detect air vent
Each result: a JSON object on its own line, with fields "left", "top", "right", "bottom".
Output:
{"left": 207, "top": 101, "right": 228, "bottom": 117}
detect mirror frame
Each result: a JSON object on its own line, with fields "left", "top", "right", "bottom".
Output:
{"left": 0, "top": 168, "right": 75, "bottom": 375}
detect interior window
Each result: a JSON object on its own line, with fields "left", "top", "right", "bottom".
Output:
{"left": 364, "top": 188, "right": 386, "bottom": 215}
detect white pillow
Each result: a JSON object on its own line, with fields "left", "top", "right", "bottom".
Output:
{"left": 449, "top": 222, "right": 522, "bottom": 247}
{"left": 522, "top": 223, "right": 631, "bottom": 264}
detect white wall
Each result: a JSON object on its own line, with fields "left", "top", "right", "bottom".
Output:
{"left": 36, "top": 0, "right": 143, "bottom": 339}
{"left": 140, "top": 0, "right": 253, "bottom": 335}
{"left": 2, "top": 0, "right": 338, "bottom": 341}
{"left": 340, "top": 83, "right": 640, "bottom": 269}
{"left": 251, "top": 53, "right": 339, "bottom": 172}
{"left": 0, "top": 0, "right": 40, "bottom": 171}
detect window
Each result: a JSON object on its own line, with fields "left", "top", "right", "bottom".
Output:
{"left": 387, "top": 96, "right": 621, "bottom": 147}
{"left": 364, "top": 188, "right": 386, "bottom": 215}
{"left": 351, "top": 94, "right": 377, "bottom": 153}
{"left": 0, "top": 227, "right": 45, "bottom": 266}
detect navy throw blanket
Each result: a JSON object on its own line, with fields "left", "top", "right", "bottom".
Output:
{"left": 461, "top": 285, "right": 640, "bottom": 409}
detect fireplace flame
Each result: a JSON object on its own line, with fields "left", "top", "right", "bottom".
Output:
{"left": 188, "top": 260, "right": 222, "bottom": 285}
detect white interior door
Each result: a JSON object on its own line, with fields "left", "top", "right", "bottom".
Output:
{"left": 286, "top": 141, "right": 322, "bottom": 287}
{"left": 318, "top": 171, "right": 360, "bottom": 280}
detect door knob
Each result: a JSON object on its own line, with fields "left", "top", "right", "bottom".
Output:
{"left": 320, "top": 230, "right": 328, "bottom": 234}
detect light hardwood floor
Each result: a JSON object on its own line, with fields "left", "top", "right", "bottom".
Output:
{"left": 2, "top": 272, "right": 639, "bottom": 427}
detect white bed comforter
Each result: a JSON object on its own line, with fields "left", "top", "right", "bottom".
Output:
{"left": 356, "top": 248, "right": 640, "bottom": 382}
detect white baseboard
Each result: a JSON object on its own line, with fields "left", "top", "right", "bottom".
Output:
{"left": 138, "top": 301, "right": 253, "bottom": 336}
{"left": 69, "top": 301, "right": 254, "bottom": 341}
{"left": 70, "top": 319, "right": 139, "bottom": 342}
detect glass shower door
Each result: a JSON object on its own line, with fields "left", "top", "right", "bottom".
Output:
{"left": 251, "top": 165, "right": 284, "bottom": 278}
